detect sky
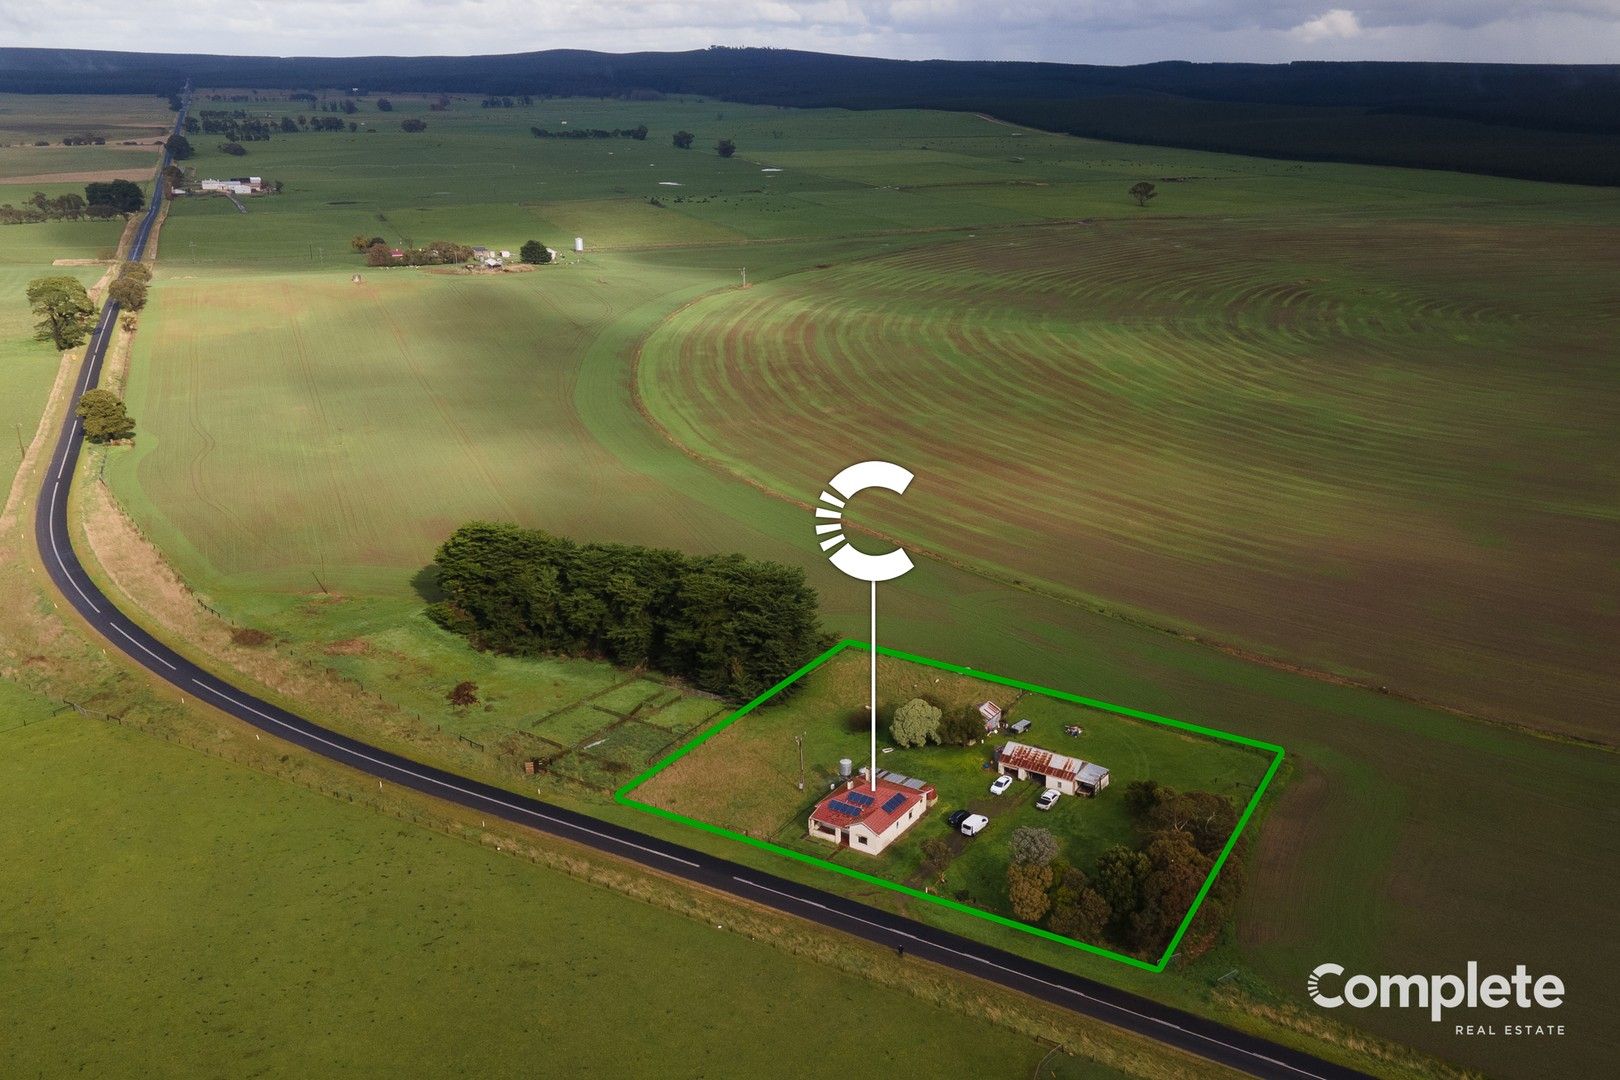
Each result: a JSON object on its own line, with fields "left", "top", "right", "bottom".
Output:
{"left": 2, "top": 1, "right": 1618, "bottom": 65}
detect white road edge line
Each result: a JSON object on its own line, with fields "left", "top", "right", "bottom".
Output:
{"left": 187, "top": 678, "right": 699, "bottom": 870}
{"left": 48, "top": 482, "right": 100, "bottom": 614}
{"left": 730, "top": 876, "right": 1333, "bottom": 1080}
{"left": 109, "top": 621, "right": 178, "bottom": 671}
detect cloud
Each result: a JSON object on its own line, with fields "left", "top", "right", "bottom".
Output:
{"left": 1, "top": 0, "right": 1617, "bottom": 63}
{"left": 1292, "top": 8, "right": 1362, "bottom": 42}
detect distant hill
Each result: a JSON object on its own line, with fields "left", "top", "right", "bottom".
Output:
{"left": 4, "top": 46, "right": 1617, "bottom": 185}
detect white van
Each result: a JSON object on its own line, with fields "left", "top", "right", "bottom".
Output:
{"left": 959, "top": 813, "right": 990, "bottom": 837}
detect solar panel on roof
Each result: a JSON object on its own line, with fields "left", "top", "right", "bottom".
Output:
{"left": 880, "top": 793, "right": 906, "bottom": 814}
{"left": 901, "top": 777, "right": 925, "bottom": 789}
{"left": 846, "top": 791, "right": 874, "bottom": 807}
{"left": 827, "top": 799, "right": 861, "bottom": 816}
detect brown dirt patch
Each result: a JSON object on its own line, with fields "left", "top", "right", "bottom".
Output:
{"left": 324, "top": 638, "right": 371, "bottom": 656}
{"left": 3, "top": 167, "right": 151, "bottom": 185}
{"left": 230, "top": 627, "right": 274, "bottom": 647}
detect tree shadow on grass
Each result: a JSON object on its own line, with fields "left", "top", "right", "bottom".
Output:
{"left": 410, "top": 563, "right": 444, "bottom": 604}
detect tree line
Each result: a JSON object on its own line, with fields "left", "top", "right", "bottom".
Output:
{"left": 428, "top": 522, "right": 828, "bottom": 702}
{"left": 355, "top": 237, "right": 473, "bottom": 266}
{"left": 530, "top": 124, "right": 647, "bottom": 140}
{"left": 185, "top": 111, "right": 363, "bottom": 141}
{"left": 3, "top": 179, "right": 143, "bottom": 225}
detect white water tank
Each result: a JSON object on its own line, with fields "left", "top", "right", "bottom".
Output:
{"left": 838, "top": 757, "right": 853, "bottom": 778}
{"left": 574, "top": 236, "right": 584, "bottom": 253}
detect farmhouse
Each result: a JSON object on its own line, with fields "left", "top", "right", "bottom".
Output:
{"left": 808, "top": 770, "right": 936, "bottom": 855}
{"left": 995, "top": 740, "right": 1110, "bottom": 796}
{"left": 198, "top": 176, "right": 265, "bottom": 196}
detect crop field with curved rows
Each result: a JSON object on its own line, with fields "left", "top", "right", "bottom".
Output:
{"left": 639, "top": 217, "right": 1620, "bottom": 739}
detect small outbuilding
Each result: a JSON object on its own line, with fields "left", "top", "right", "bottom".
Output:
{"left": 1075, "top": 761, "right": 1111, "bottom": 796}
{"left": 978, "top": 701, "right": 1003, "bottom": 734}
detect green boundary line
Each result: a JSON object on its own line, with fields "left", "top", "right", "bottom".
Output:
{"left": 615, "top": 640, "right": 1284, "bottom": 973}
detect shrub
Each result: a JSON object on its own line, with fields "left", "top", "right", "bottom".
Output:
{"left": 1008, "top": 826, "right": 1060, "bottom": 868}
{"left": 889, "top": 697, "right": 941, "bottom": 748}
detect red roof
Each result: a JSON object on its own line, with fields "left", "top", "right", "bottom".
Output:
{"left": 811, "top": 775, "right": 933, "bottom": 835}
{"left": 997, "top": 741, "right": 1079, "bottom": 782}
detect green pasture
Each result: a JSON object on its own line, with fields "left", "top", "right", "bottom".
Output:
{"left": 0, "top": 678, "right": 57, "bottom": 733}
{"left": 93, "top": 95, "right": 1619, "bottom": 1078}
{"left": 639, "top": 215, "right": 1619, "bottom": 740}
{"left": 0, "top": 717, "right": 1123, "bottom": 1079}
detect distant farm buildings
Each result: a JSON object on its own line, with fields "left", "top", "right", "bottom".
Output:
{"left": 199, "top": 176, "right": 266, "bottom": 195}
{"left": 472, "top": 246, "right": 513, "bottom": 268}
{"left": 995, "top": 740, "right": 1110, "bottom": 797}
{"left": 809, "top": 769, "right": 936, "bottom": 855}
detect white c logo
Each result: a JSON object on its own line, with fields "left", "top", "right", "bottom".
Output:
{"left": 1308, "top": 963, "right": 1345, "bottom": 1008}
{"left": 814, "top": 461, "right": 915, "bottom": 582}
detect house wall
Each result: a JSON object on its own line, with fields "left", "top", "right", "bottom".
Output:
{"left": 808, "top": 817, "right": 844, "bottom": 847}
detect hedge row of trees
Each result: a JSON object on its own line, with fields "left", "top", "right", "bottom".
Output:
{"left": 530, "top": 124, "right": 647, "bottom": 140}
{"left": 186, "top": 111, "right": 273, "bottom": 142}
{"left": 360, "top": 239, "right": 471, "bottom": 266}
{"left": 0, "top": 191, "right": 120, "bottom": 225}
{"left": 428, "top": 522, "right": 828, "bottom": 702}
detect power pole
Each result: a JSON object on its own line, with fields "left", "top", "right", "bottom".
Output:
{"left": 795, "top": 732, "right": 805, "bottom": 791}
{"left": 739, "top": 266, "right": 747, "bottom": 288}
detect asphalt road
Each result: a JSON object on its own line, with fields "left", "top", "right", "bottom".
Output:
{"left": 31, "top": 96, "right": 1370, "bottom": 1080}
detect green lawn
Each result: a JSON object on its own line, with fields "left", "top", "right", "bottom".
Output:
{"left": 88, "top": 94, "right": 1619, "bottom": 1078}
{"left": 0, "top": 718, "right": 1133, "bottom": 1079}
